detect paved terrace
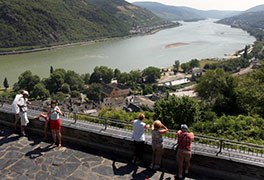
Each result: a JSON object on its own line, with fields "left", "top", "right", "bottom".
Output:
{"left": 0, "top": 126, "right": 209, "bottom": 180}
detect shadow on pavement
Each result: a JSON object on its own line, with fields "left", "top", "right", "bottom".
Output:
{"left": 112, "top": 160, "right": 138, "bottom": 175}
{"left": 131, "top": 166, "right": 156, "bottom": 180}
{"left": 0, "top": 129, "right": 20, "bottom": 146}
{"left": 25, "top": 144, "right": 56, "bottom": 159}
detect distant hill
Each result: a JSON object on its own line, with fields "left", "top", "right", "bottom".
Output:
{"left": 0, "top": 0, "right": 166, "bottom": 49}
{"left": 133, "top": 2, "right": 239, "bottom": 21}
{"left": 217, "top": 11, "right": 264, "bottom": 40}
{"left": 245, "top": 4, "right": 264, "bottom": 13}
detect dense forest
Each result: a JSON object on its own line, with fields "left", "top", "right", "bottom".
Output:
{"left": 0, "top": 0, "right": 167, "bottom": 50}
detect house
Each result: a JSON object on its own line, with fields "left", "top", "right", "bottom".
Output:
{"left": 101, "top": 83, "right": 131, "bottom": 98}
{"left": 124, "top": 95, "right": 155, "bottom": 112}
{"left": 191, "top": 67, "right": 203, "bottom": 77}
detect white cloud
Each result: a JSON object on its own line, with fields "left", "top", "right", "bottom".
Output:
{"left": 127, "top": 0, "right": 264, "bottom": 11}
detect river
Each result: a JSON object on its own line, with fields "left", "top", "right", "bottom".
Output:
{"left": 0, "top": 19, "right": 255, "bottom": 85}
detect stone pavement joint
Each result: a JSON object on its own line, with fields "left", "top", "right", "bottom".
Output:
{"left": 0, "top": 127, "right": 202, "bottom": 180}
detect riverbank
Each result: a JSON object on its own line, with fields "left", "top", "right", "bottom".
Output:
{"left": 0, "top": 22, "right": 178, "bottom": 56}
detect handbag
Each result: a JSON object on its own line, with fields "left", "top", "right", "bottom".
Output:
{"left": 174, "top": 134, "right": 187, "bottom": 153}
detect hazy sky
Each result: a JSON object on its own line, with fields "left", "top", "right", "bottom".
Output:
{"left": 126, "top": 0, "right": 264, "bottom": 11}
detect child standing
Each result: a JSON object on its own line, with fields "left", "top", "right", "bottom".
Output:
{"left": 34, "top": 112, "right": 49, "bottom": 140}
{"left": 150, "top": 120, "right": 168, "bottom": 169}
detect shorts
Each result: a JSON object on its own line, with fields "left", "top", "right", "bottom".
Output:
{"left": 19, "top": 112, "right": 29, "bottom": 126}
{"left": 50, "top": 119, "right": 61, "bottom": 130}
{"left": 177, "top": 149, "right": 192, "bottom": 163}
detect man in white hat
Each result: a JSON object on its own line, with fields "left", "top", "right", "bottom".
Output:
{"left": 17, "top": 90, "right": 30, "bottom": 136}
{"left": 12, "top": 90, "right": 25, "bottom": 130}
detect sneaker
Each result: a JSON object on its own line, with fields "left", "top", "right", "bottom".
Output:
{"left": 149, "top": 163, "right": 154, "bottom": 169}
{"left": 153, "top": 164, "right": 160, "bottom": 169}
{"left": 185, "top": 170, "right": 189, "bottom": 175}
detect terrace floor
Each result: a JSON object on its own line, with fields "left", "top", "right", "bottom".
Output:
{"left": 0, "top": 125, "right": 211, "bottom": 180}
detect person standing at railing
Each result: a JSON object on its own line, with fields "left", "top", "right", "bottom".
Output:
{"left": 34, "top": 111, "right": 49, "bottom": 140}
{"left": 47, "top": 100, "right": 63, "bottom": 148}
{"left": 132, "top": 113, "right": 150, "bottom": 164}
{"left": 17, "top": 91, "right": 30, "bottom": 136}
{"left": 176, "top": 124, "right": 194, "bottom": 180}
{"left": 150, "top": 120, "right": 168, "bottom": 170}
{"left": 12, "top": 90, "right": 25, "bottom": 130}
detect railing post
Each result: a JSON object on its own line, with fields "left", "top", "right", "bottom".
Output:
{"left": 216, "top": 140, "right": 223, "bottom": 156}
{"left": 73, "top": 112, "right": 77, "bottom": 124}
{"left": 104, "top": 118, "right": 107, "bottom": 130}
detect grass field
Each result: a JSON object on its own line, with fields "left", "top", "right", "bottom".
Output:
{"left": 199, "top": 59, "right": 219, "bottom": 68}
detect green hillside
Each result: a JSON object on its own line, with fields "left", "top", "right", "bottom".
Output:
{"left": 217, "top": 11, "right": 264, "bottom": 40}
{"left": 0, "top": 0, "right": 166, "bottom": 50}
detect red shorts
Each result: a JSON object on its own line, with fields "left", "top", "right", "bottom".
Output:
{"left": 50, "top": 119, "right": 61, "bottom": 130}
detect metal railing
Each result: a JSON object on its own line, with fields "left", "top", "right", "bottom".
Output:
{"left": 0, "top": 98, "right": 263, "bottom": 161}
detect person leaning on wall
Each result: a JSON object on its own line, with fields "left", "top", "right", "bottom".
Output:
{"left": 176, "top": 124, "right": 194, "bottom": 180}
{"left": 150, "top": 120, "right": 168, "bottom": 170}
{"left": 132, "top": 113, "right": 150, "bottom": 164}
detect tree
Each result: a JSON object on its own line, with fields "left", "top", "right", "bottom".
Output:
{"left": 50, "top": 66, "right": 54, "bottom": 74}
{"left": 114, "top": 68, "right": 121, "bottom": 79}
{"left": 118, "top": 72, "right": 131, "bottom": 84}
{"left": 142, "top": 66, "right": 161, "bottom": 83}
{"left": 3, "top": 77, "right": 9, "bottom": 90}
{"left": 31, "top": 83, "right": 50, "bottom": 99}
{"left": 181, "top": 63, "right": 189, "bottom": 73}
{"left": 243, "top": 45, "right": 248, "bottom": 59}
{"left": 52, "top": 92, "right": 67, "bottom": 103}
{"left": 61, "top": 83, "right": 71, "bottom": 94}
{"left": 71, "top": 90, "right": 81, "bottom": 98}
{"left": 196, "top": 69, "right": 238, "bottom": 115}
{"left": 85, "top": 83, "right": 102, "bottom": 101}
{"left": 89, "top": 66, "right": 114, "bottom": 84}
{"left": 81, "top": 73, "right": 90, "bottom": 85}
{"left": 65, "top": 70, "right": 84, "bottom": 91}
{"left": 14, "top": 71, "right": 40, "bottom": 93}
{"left": 154, "top": 96, "right": 200, "bottom": 129}
{"left": 236, "top": 67, "right": 264, "bottom": 118}
{"left": 129, "top": 70, "right": 142, "bottom": 83}
{"left": 45, "top": 71, "right": 64, "bottom": 94}
{"left": 173, "top": 60, "right": 180, "bottom": 74}
{"left": 189, "top": 59, "right": 199, "bottom": 68}
{"left": 142, "top": 84, "right": 153, "bottom": 95}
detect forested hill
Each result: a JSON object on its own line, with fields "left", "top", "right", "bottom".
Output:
{"left": 0, "top": 0, "right": 166, "bottom": 49}
{"left": 217, "top": 11, "right": 264, "bottom": 40}
{"left": 133, "top": 2, "right": 239, "bottom": 21}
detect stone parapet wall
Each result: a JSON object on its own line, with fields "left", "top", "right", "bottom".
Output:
{"left": 0, "top": 111, "right": 263, "bottom": 180}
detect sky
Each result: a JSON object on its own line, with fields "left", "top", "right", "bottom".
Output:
{"left": 126, "top": 0, "right": 264, "bottom": 11}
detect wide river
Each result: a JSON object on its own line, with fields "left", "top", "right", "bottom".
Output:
{"left": 0, "top": 19, "right": 255, "bottom": 85}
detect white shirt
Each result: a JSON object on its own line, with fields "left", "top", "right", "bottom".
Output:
{"left": 12, "top": 94, "right": 23, "bottom": 114}
{"left": 17, "top": 96, "right": 28, "bottom": 113}
{"left": 132, "top": 119, "right": 146, "bottom": 142}
{"left": 49, "top": 106, "right": 60, "bottom": 120}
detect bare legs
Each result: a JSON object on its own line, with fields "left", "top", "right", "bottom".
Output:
{"left": 14, "top": 114, "right": 19, "bottom": 130}
{"left": 43, "top": 122, "right": 48, "bottom": 140}
{"left": 51, "top": 129, "right": 62, "bottom": 148}
{"left": 21, "top": 126, "right": 26, "bottom": 136}
{"left": 177, "top": 150, "right": 192, "bottom": 178}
